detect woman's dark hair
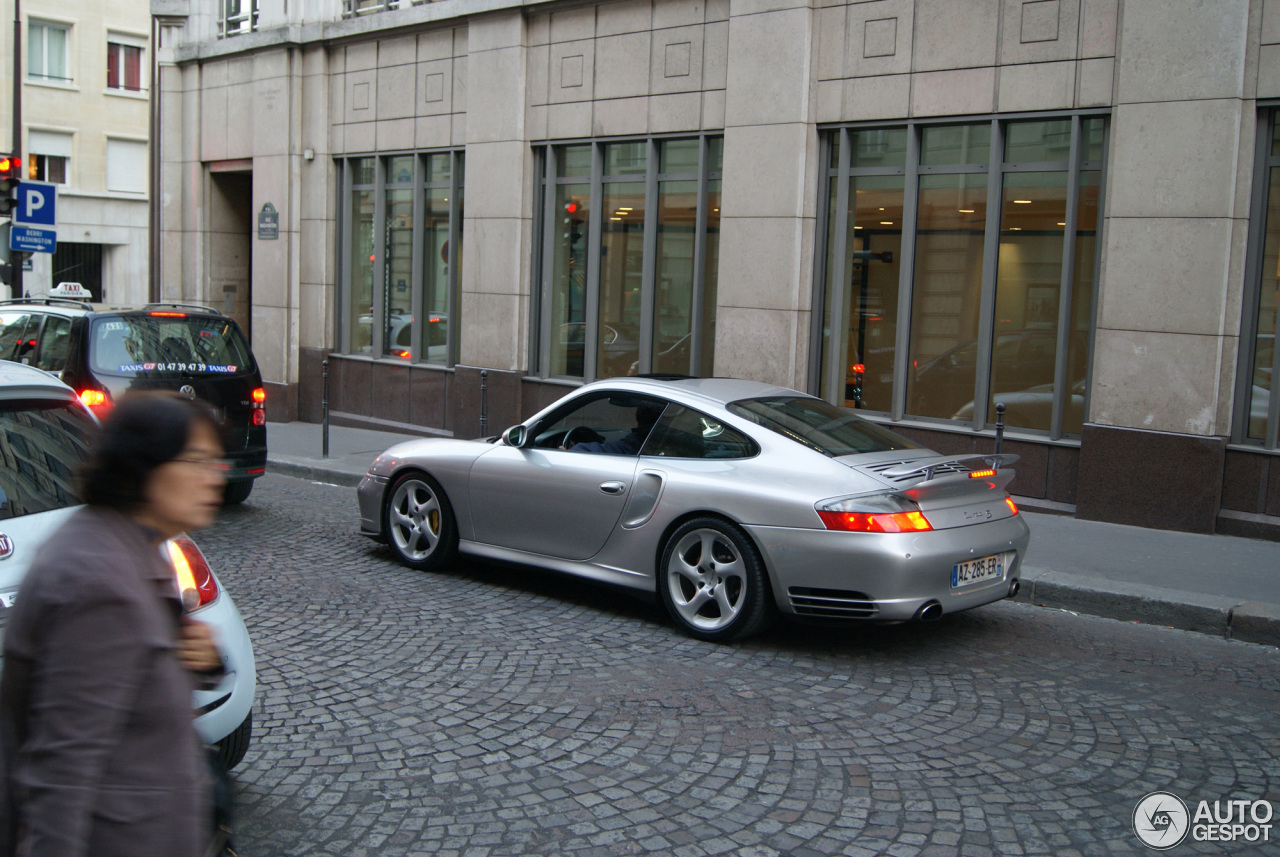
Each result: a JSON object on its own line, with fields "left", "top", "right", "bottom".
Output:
{"left": 78, "top": 391, "right": 222, "bottom": 509}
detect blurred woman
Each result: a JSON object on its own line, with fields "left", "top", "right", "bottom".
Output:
{"left": 0, "top": 392, "right": 227, "bottom": 857}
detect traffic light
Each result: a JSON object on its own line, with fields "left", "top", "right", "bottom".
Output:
{"left": 0, "top": 155, "right": 21, "bottom": 217}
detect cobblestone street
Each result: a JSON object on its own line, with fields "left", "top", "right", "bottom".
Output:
{"left": 198, "top": 475, "right": 1279, "bottom": 856}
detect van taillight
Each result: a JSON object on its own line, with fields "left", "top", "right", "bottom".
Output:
{"left": 78, "top": 388, "right": 112, "bottom": 416}
{"left": 252, "top": 387, "right": 266, "bottom": 426}
{"left": 167, "top": 536, "right": 219, "bottom": 611}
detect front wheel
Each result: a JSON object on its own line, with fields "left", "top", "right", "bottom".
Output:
{"left": 385, "top": 472, "right": 458, "bottom": 571}
{"left": 215, "top": 711, "right": 252, "bottom": 770}
{"left": 658, "top": 517, "right": 775, "bottom": 642}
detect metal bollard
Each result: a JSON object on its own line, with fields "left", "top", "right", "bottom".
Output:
{"left": 993, "top": 401, "right": 1006, "bottom": 456}
{"left": 479, "top": 369, "right": 489, "bottom": 437}
{"left": 322, "top": 358, "right": 330, "bottom": 458}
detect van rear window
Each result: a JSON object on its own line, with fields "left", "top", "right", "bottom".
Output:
{"left": 89, "top": 316, "right": 254, "bottom": 376}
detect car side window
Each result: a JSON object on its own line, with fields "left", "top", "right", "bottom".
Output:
{"left": 0, "top": 313, "right": 38, "bottom": 363}
{"left": 34, "top": 316, "right": 72, "bottom": 375}
{"left": 641, "top": 404, "right": 758, "bottom": 459}
{"left": 533, "top": 393, "right": 666, "bottom": 455}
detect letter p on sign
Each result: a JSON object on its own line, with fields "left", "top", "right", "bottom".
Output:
{"left": 15, "top": 182, "right": 57, "bottom": 227}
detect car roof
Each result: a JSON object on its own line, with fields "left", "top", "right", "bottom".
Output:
{"left": 0, "top": 299, "right": 226, "bottom": 318}
{"left": 0, "top": 360, "right": 79, "bottom": 400}
{"left": 583, "top": 375, "right": 810, "bottom": 407}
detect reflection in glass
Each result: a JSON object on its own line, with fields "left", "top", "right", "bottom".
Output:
{"left": 382, "top": 186, "right": 413, "bottom": 357}
{"left": 1004, "top": 119, "right": 1072, "bottom": 163}
{"left": 550, "top": 183, "right": 590, "bottom": 376}
{"left": 986, "top": 171, "right": 1069, "bottom": 431}
{"left": 1065, "top": 171, "right": 1100, "bottom": 434}
{"left": 906, "top": 173, "right": 988, "bottom": 418}
{"left": 852, "top": 128, "right": 908, "bottom": 169}
{"left": 700, "top": 179, "right": 720, "bottom": 377}
{"left": 920, "top": 123, "right": 991, "bottom": 167}
{"left": 349, "top": 188, "right": 375, "bottom": 353}
{"left": 1248, "top": 167, "right": 1280, "bottom": 439}
{"left": 822, "top": 174, "right": 905, "bottom": 412}
{"left": 599, "top": 181, "right": 645, "bottom": 378}
{"left": 653, "top": 178, "right": 697, "bottom": 375}
{"left": 421, "top": 186, "right": 450, "bottom": 363}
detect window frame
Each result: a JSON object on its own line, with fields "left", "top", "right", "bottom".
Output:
{"left": 336, "top": 150, "right": 464, "bottom": 364}
{"left": 531, "top": 134, "right": 723, "bottom": 382}
{"left": 28, "top": 19, "right": 72, "bottom": 84}
{"left": 1235, "top": 105, "right": 1280, "bottom": 449}
{"left": 106, "top": 36, "right": 145, "bottom": 93}
{"left": 812, "top": 110, "right": 1109, "bottom": 441}
{"left": 219, "top": 0, "right": 259, "bottom": 38}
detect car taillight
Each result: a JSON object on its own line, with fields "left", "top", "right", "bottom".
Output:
{"left": 1005, "top": 497, "right": 1019, "bottom": 515}
{"left": 167, "top": 536, "right": 219, "bottom": 611}
{"left": 818, "top": 510, "right": 933, "bottom": 533}
{"left": 251, "top": 386, "right": 266, "bottom": 426}
{"left": 78, "top": 388, "right": 112, "bottom": 416}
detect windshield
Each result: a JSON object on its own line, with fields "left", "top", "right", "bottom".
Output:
{"left": 89, "top": 315, "right": 254, "bottom": 377}
{"left": 0, "top": 398, "right": 95, "bottom": 520}
{"left": 727, "top": 396, "right": 920, "bottom": 457}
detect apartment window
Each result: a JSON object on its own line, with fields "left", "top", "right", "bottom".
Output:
{"left": 816, "top": 114, "right": 1106, "bottom": 438}
{"left": 107, "top": 39, "right": 143, "bottom": 91}
{"left": 28, "top": 131, "right": 72, "bottom": 185}
{"left": 533, "top": 135, "right": 723, "bottom": 380}
{"left": 29, "top": 20, "right": 70, "bottom": 83}
{"left": 339, "top": 152, "right": 464, "bottom": 362}
{"left": 106, "top": 139, "right": 147, "bottom": 193}
{"left": 219, "top": 0, "right": 258, "bottom": 38}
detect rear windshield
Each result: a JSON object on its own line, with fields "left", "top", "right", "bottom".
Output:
{"left": 0, "top": 398, "right": 95, "bottom": 520}
{"left": 89, "top": 315, "right": 254, "bottom": 377}
{"left": 727, "top": 396, "right": 919, "bottom": 457}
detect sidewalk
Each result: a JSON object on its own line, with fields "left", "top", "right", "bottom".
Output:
{"left": 265, "top": 421, "right": 1280, "bottom": 648}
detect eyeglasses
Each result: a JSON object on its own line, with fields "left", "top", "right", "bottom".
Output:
{"left": 173, "top": 457, "right": 232, "bottom": 472}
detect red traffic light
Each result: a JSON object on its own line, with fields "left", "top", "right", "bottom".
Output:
{"left": 0, "top": 155, "right": 21, "bottom": 177}
{"left": 564, "top": 202, "right": 578, "bottom": 214}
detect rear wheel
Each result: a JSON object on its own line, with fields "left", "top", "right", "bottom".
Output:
{"left": 659, "top": 517, "right": 774, "bottom": 642}
{"left": 215, "top": 711, "right": 252, "bottom": 770}
{"left": 222, "top": 480, "right": 254, "bottom": 505}
{"left": 385, "top": 471, "right": 458, "bottom": 571}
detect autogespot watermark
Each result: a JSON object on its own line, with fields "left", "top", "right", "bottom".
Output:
{"left": 1133, "top": 791, "right": 1274, "bottom": 850}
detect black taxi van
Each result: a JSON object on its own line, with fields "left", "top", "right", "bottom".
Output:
{"left": 0, "top": 291, "right": 267, "bottom": 503}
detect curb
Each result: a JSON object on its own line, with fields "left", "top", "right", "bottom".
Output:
{"left": 263, "top": 461, "right": 1280, "bottom": 648}
{"left": 266, "top": 459, "right": 365, "bottom": 488}
{"left": 1015, "top": 568, "right": 1280, "bottom": 648}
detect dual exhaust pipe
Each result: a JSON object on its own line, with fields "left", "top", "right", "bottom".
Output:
{"left": 913, "top": 578, "right": 1020, "bottom": 623}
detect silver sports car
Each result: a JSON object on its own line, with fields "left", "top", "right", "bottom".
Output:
{"left": 357, "top": 377, "right": 1031, "bottom": 641}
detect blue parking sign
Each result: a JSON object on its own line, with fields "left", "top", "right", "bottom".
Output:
{"left": 15, "top": 182, "right": 57, "bottom": 227}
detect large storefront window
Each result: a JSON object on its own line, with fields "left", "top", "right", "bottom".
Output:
{"left": 534, "top": 135, "right": 723, "bottom": 380}
{"left": 817, "top": 114, "right": 1106, "bottom": 438}
{"left": 339, "top": 151, "right": 463, "bottom": 363}
{"left": 1238, "top": 109, "right": 1280, "bottom": 447}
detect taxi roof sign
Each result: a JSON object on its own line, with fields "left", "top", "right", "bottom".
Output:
{"left": 49, "top": 282, "right": 91, "bottom": 300}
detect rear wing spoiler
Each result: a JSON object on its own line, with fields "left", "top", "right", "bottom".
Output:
{"left": 880, "top": 453, "right": 1020, "bottom": 482}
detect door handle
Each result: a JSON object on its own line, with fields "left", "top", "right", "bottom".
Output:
{"left": 599, "top": 481, "right": 626, "bottom": 495}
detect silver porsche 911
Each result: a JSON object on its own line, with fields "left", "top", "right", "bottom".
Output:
{"left": 357, "top": 377, "right": 1031, "bottom": 642}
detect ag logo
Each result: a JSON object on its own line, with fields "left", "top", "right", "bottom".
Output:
{"left": 1134, "top": 792, "right": 1190, "bottom": 849}
{"left": 179, "top": 385, "right": 197, "bottom": 400}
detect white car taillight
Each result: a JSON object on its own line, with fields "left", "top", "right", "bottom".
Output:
{"left": 167, "top": 536, "right": 220, "bottom": 612}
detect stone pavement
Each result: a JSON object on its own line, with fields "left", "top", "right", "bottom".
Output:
{"left": 203, "top": 476, "right": 1280, "bottom": 857}
{"left": 263, "top": 421, "right": 1280, "bottom": 648}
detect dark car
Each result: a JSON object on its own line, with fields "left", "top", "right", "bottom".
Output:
{"left": 0, "top": 296, "right": 267, "bottom": 503}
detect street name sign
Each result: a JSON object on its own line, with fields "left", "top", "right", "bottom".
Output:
{"left": 10, "top": 225, "right": 56, "bottom": 254}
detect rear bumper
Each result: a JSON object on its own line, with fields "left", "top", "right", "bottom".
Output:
{"left": 226, "top": 447, "right": 267, "bottom": 481}
{"left": 744, "top": 514, "right": 1031, "bottom": 622}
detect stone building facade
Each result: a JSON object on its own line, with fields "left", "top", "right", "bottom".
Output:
{"left": 154, "top": 0, "right": 1280, "bottom": 538}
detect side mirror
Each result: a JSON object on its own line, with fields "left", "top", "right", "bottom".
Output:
{"left": 502, "top": 425, "right": 527, "bottom": 448}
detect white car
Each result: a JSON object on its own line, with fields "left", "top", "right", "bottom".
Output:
{"left": 0, "top": 361, "right": 256, "bottom": 768}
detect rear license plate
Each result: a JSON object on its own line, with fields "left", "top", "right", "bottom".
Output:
{"left": 951, "top": 554, "right": 1004, "bottom": 588}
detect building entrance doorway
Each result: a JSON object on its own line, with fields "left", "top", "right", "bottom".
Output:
{"left": 209, "top": 168, "right": 253, "bottom": 342}
{"left": 52, "top": 243, "right": 103, "bottom": 301}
